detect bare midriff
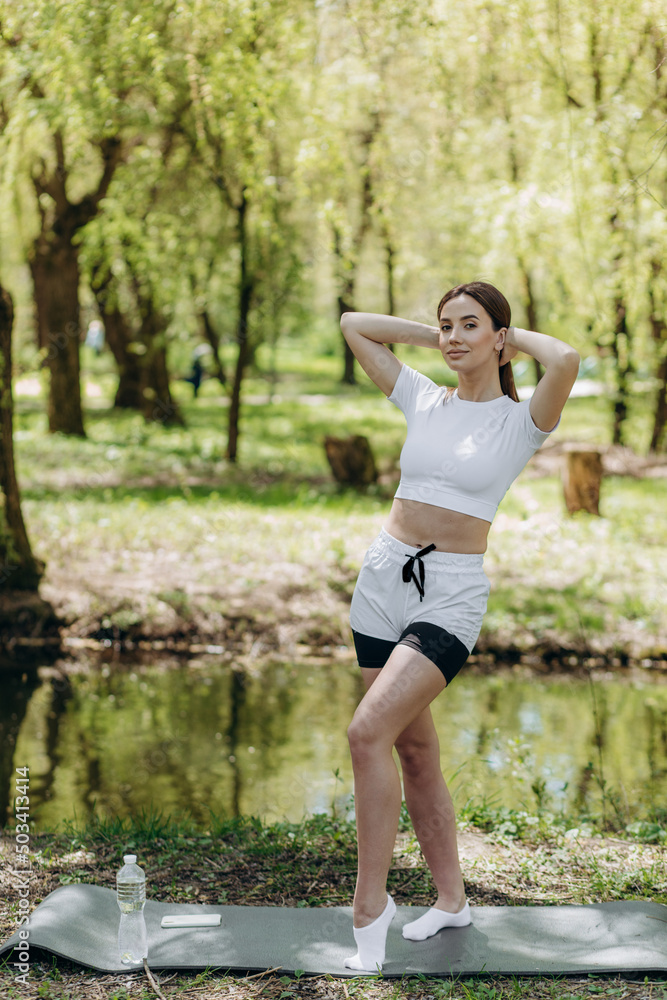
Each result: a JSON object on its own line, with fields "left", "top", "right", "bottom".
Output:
{"left": 384, "top": 497, "right": 491, "bottom": 555}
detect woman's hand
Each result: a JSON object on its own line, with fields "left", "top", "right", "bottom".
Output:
{"left": 499, "top": 326, "right": 519, "bottom": 366}
{"left": 506, "top": 325, "right": 580, "bottom": 431}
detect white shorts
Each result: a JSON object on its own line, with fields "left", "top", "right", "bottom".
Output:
{"left": 349, "top": 527, "right": 490, "bottom": 654}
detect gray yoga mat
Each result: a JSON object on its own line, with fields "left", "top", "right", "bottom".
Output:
{"left": 1, "top": 885, "right": 666, "bottom": 977}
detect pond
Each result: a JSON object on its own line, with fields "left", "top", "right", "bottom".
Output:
{"left": 2, "top": 655, "right": 667, "bottom": 830}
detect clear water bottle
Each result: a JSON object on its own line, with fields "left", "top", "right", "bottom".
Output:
{"left": 116, "top": 854, "right": 147, "bottom": 965}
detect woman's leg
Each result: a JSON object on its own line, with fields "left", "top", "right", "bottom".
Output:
{"left": 395, "top": 707, "right": 466, "bottom": 913}
{"left": 355, "top": 669, "right": 466, "bottom": 914}
{"left": 347, "top": 644, "right": 447, "bottom": 928}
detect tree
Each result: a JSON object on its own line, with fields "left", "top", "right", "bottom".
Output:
{"left": 327, "top": 116, "right": 379, "bottom": 385}
{"left": 82, "top": 146, "right": 190, "bottom": 428}
{"left": 517, "top": 0, "right": 666, "bottom": 445}
{"left": 642, "top": 22, "right": 667, "bottom": 453}
{"left": 0, "top": 287, "right": 43, "bottom": 590}
{"left": 648, "top": 259, "right": 667, "bottom": 452}
{"left": 0, "top": 0, "right": 180, "bottom": 435}
{"left": 28, "top": 132, "right": 124, "bottom": 435}
{"left": 89, "top": 254, "right": 144, "bottom": 410}
{"left": 300, "top": 1, "right": 439, "bottom": 382}
{"left": 0, "top": 284, "right": 59, "bottom": 654}
{"left": 179, "top": 0, "right": 308, "bottom": 461}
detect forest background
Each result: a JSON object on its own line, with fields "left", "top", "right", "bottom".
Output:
{"left": 1, "top": 0, "right": 666, "bottom": 657}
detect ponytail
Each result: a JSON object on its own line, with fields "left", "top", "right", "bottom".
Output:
{"left": 500, "top": 358, "right": 519, "bottom": 402}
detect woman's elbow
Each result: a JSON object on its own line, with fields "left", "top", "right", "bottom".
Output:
{"left": 340, "top": 312, "right": 358, "bottom": 340}
{"left": 560, "top": 346, "right": 580, "bottom": 372}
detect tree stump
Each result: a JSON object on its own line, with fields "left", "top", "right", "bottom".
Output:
{"left": 562, "top": 445, "right": 603, "bottom": 515}
{"left": 324, "top": 435, "right": 377, "bottom": 487}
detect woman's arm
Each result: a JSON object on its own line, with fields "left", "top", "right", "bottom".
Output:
{"left": 340, "top": 312, "right": 440, "bottom": 396}
{"left": 502, "top": 327, "right": 580, "bottom": 431}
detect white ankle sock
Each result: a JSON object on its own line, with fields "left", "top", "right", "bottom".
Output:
{"left": 344, "top": 894, "right": 396, "bottom": 972}
{"left": 402, "top": 900, "right": 471, "bottom": 941}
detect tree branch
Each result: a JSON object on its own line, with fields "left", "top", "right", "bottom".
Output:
{"left": 74, "top": 134, "right": 124, "bottom": 228}
{"left": 610, "top": 21, "right": 652, "bottom": 101}
{"left": 31, "top": 131, "right": 69, "bottom": 215}
{"left": 92, "top": 134, "right": 124, "bottom": 207}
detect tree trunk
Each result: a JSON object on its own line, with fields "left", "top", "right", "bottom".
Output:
{"left": 138, "top": 304, "right": 185, "bottom": 428}
{"left": 610, "top": 294, "right": 632, "bottom": 446}
{"left": 199, "top": 310, "right": 227, "bottom": 386}
{"left": 0, "top": 320, "right": 59, "bottom": 650}
{"left": 385, "top": 234, "right": 396, "bottom": 317}
{"left": 110, "top": 314, "right": 144, "bottom": 410}
{"left": 90, "top": 273, "right": 143, "bottom": 410}
{"left": 332, "top": 225, "right": 357, "bottom": 386}
{"left": 0, "top": 289, "right": 44, "bottom": 591}
{"left": 385, "top": 233, "right": 396, "bottom": 355}
{"left": 227, "top": 192, "right": 253, "bottom": 463}
{"left": 606, "top": 209, "right": 633, "bottom": 447}
{"left": 648, "top": 260, "right": 667, "bottom": 453}
{"left": 30, "top": 238, "right": 86, "bottom": 436}
{"left": 339, "top": 290, "right": 357, "bottom": 386}
{"left": 28, "top": 132, "right": 123, "bottom": 436}
{"left": 333, "top": 119, "right": 379, "bottom": 385}
{"left": 650, "top": 353, "right": 667, "bottom": 454}
{"left": 227, "top": 322, "right": 250, "bottom": 463}
{"left": 518, "top": 261, "right": 544, "bottom": 383}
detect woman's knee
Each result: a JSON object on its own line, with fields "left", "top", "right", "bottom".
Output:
{"left": 347, "top": 711, "right": 389, "bottom": 763}
{"left": 395, "top": 735, "right": 440, "bottom": 780}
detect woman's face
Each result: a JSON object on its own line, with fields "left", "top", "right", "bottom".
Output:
{"left": 438, "top": 294, "right": 506, "bottom": 372}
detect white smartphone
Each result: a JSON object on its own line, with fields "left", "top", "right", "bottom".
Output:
{"left": 160, "top": 914, "right": 222, "bottom": 928}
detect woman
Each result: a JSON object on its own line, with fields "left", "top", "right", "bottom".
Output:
{"left": 340, "top": 281, "right": 579, "bottom": 972}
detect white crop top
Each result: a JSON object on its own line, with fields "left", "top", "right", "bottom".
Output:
{"left": 387, "top": 363, "right": 557, "bottom": 522}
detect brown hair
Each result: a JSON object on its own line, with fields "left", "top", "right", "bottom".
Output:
{"left": 437, "top": 281, "right": 519, "bottom": 402}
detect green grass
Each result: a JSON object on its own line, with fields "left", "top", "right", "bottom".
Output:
{"left": 2, "top": 804, "right": 666, "bottom": 999}
{"left": 14, "top": 341, "right": 661, "bottom": 477}
{"left": 33, "top": 794, "right": 667, "bottom": 858}
{"left": 3, "top": 807, "right": 667, "bottom": 995}
{"left": 11, "top": 352, "right": 667, "bottom": 660}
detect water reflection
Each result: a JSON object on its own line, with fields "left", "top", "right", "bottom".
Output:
{"left": 0, "top": 668, "right": 42, "bottom": 823}
{"left": 3, "top": 658, "right": 667, "bottom": 828}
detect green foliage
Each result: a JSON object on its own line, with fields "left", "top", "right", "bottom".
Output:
{"left": 626, "top": 821, "right": 667, "bottom": 845}
{"left": 2, "top": 0, "right": 666, "bottom": 450}
{"left": 37, "top": 796, "right": 667, "bottom": 861}
{"left": 458, "top": 800, "right": 563, "bottom": 843}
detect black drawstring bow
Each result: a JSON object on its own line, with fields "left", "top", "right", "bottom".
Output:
{"left": 402, "top": 543, "right": 437, "bottom": 602}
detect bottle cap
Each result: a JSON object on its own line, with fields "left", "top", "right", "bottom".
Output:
{"left": 123, "top": 854, "right": 137, "bottom": 863}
